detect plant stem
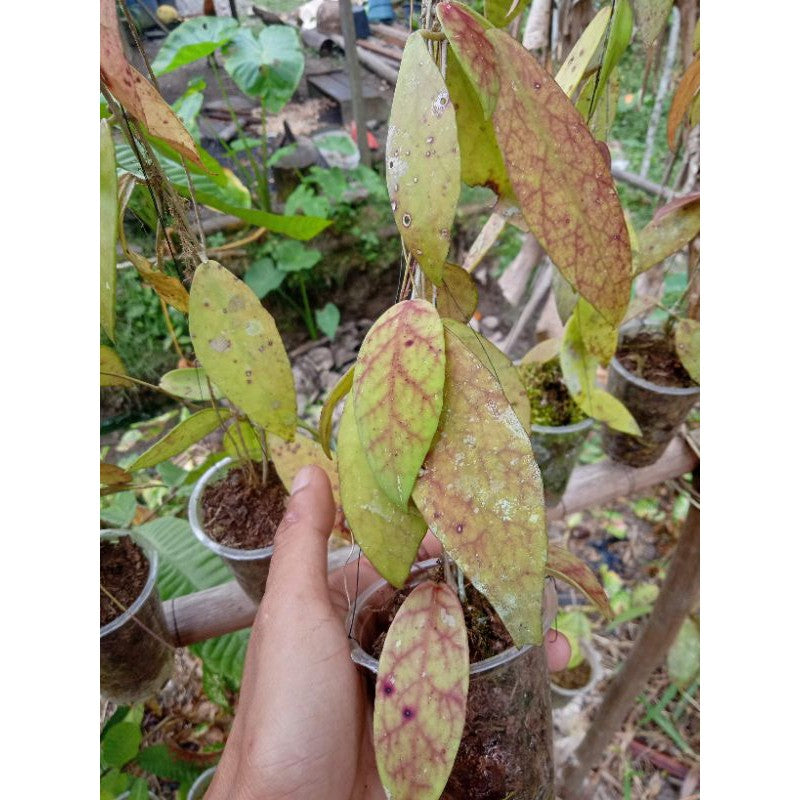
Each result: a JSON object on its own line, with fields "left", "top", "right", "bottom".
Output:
{"left": 298, "top": 275, "right": 318, "bottom": 339}
{"left": 259, "top": 97, "right": 273, "bottom": 213}
{"left": 297, "top": 419, "right": 321, "bottom": 441}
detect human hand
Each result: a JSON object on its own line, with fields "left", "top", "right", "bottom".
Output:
{"left": 207, "top": 465, "right": 571, "bottom": 800}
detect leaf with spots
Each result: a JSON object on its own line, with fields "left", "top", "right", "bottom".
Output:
{"left": 486, "top": 27, "right": 632, "bottom": 327}
{"left": 100, "top": 120, "right": 117, "bottom": 342}
{"left": 101, "top": 462, "right": 132, "bottom": 487}
{"left": 374, "top": 581, "right": 469, "bottom": 800}
{"left": 100, "top": 0, "right": 201, "bottom": 167}
{"left": 101, "top": 345, "right": 133, "bottom": 387}
{"left": 268, "top": 433, "right": 348, "bottom": 541}
{"left": 633, "top": 0, "right": 674, "bottom": 48}
{"left": 352, "top": 300, "right": 445, "bottom": 507}
{"left": 443, "top": 319, "right": 530, "bottom": 431}
{"left": 667, "top": 56, "right": 700, "bottom": 150}
{"left": 337, "top": 399, "right": 427, "bottom": 587}
{"left": 437, "top": 2, "right": 497, "bottom": 118}
{"left": 319, "top": 365, "right": 354, "bottom": 459}
{"left": 560, "top": 309, "right": 641, "bottom": 435}
{"left": 425, "top": 263, "right": 479, "bottom": 323}
{"left": 634, "top": 193, "right": 700, "bottom": 275}
{"left": 589, "top": 0, "right": 633, "bottom": 118}
{"left": 189, "top": 261, "right": 296, "bottom": 440}
{"left": 546, "top": 544, "right": 612, "bottom": 618}
{"left": 129, "top": 408, "right": 232, "bottom": 471}
{"left": 444, "top": 36, "right": 512, "bottom": 199}
{"left": 159, "top": 367, "right": 219, "bottom": 401}
{"left": 674, "top": 319, "right": 699, "bottom": 384}
{"left": 554, "top": 4, "right": 612, "bottom": 99}
{"left": 412, "top": 327, "right": 548, "bottom": 645}
{"left": 386, "top": 32, "right": 460, "bottom": 286}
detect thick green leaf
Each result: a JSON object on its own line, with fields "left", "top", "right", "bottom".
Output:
{"left": 100, "top": 120, "right": 117, "bottom": 341}
{"left": 374, "top": 582, "right": 469, "bottom": 800}
{"left": 101, "top": 345, "right": 133, "bottom": 387}
{"left": 633, "top": 0, "right": 673, "bottom": 48}
{"left": 129, "top": 408, "right": 232, "bottom": 471}
{"left": 244, "top": 257, "right": 285, "bottom": 298}
{"left": 412, "top": 328, "right": 548, "bottom": 645}
{"left": 486, "top": 26, "right": 632, "bottom": 326}
{"left": 554, "top": 5, "right": 612, "bottom": 98}
{"left": 159, "top": 367, "right": 219, "bottom": 401}
{"left": 223, "top": 418, "right": 263, "bottom": 462}
{"left": 386, "top": 32, "right": 460, "bottom": 286}
{"left": 590, "top": 0, "right": 633, "bottom": 118}
{"left": 438, "top": 2, "right": 498, "bottom": 117}
{"left": 667, "top": 618, "right": 700, "bottom": 686}
{"left": 425, "top": 262, "right": 479, "bottom": 323}
{"left": 634, "top": 193, "right": 700, "bottom": 275}
{"left": 152, "top": 16, "right": 239, "bottom": 75}
{"left": 352, "top": 300, "right": 445, "bottom": 507}
{"left": 674, "top": 319, "right": 699, "bottom": 383}
{"left": 443, "top": 319, "right": 530, "bottom": 431}
{"left": 315, "top": 302, "right": 340, "bottom": 339}
{"left": 560, "top": 311, "right": 641, "bottom": 435}
{"left": 224, "top": 26, "right": 304, "bottom": 113}
{"left": 546, "top": 543, "right": 612, "bottom": 618}
{"left": 337, "top": 398, "right": 427, "bottom": 587}
{"left": 444, "top": 34, "right": 512, "bottom": 198}
{"left": 576, "top": 67, "right": 621, "bottom": 141}
{"left": 319, "top": 365, "right": 353, "bottom": 459}
{"left": 101, "top": 721, "right": 141, "bottom": 769}
{"left": 189, "top": 261, "right": 296, "bottom": 439}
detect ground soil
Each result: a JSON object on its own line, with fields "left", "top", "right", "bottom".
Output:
{"left": 550, "top": 659, "right": 592, "bottom": 690}
{"left": 518, "top": 359, "right": 587, "bottom": 427}
{"left": 100, "top": 536, "right": 149, "bottom": 626}
{"left": 201, "top": 460, "right": 288, "bottom": 549}
{"left": 617, "top": 329, "right": 697, "bottom": 389}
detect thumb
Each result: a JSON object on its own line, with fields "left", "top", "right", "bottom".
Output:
{"left": 264, "top": 464, "right": 336, "bottom": 607}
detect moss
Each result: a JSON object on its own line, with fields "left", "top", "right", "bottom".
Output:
{"left": 517, "top": 360, "right": 587, "bottom": 427}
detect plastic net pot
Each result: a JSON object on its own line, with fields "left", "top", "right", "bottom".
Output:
{"left": 187, "top": 766, "right": 217, "bottom": 800}
{"left": 530, "top": 418, "right": 594, "bottom": 507}
{"left": 601, "top": 331, "right": 700, "bottom": 467}
{"left": 100, "top": 531, "right": 174, "bottom": 705}
{"left": 350, "top": 560, "right": 555, "bottom": 800}
{"left": 188, "top": 458, "right": 276, "bottom": 604}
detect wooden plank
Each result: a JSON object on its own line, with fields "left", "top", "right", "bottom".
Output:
{"left": 357, "top": 37, "right": 403, "bottom": 62}
{"left": 371, "top": 22, "right": 411, "bottom": 47}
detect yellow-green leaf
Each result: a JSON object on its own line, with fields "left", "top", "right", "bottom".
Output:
{"left": 100, "top": 345, "right": 133, "bottom": 387}
{"left": 412, "top": 327, "right": 548, "bottom": 645}
{"left": 223, "top": 418, "right": 263, "bottom": 461}
{"left": 159, "top": 367, "right": 219, "bottom": 401}
{"left": 485, "top": 0, "right": 530, "bottom": 29}
{"left": 590, "top": 0, "right": 633, "bottom": 119}
{"left": 576, "top": 67, "right": 621, "bottom": 141}
{"left": 337, "top": 399, "right": 427, "bottom": 587}
{"left": 374, "top": 582, "right": 469, "bottom": 800}
{"left": 353, "top": 300, "right": 445, "bottom": 507}
{"left": 319, "top": 365, "right": 354, "bottom": 459}
{"left": 100, "top": 120, "right": 117, "bottom": 341}
{"left": 426, "top": 262, "right": 479, "bottom": 323}
{"left": 634, "top": 193, "right": 700, "bottom": 275}
{"left": 443, "top": 319, "right": 530, "bottom": 431}
{"left": 101, "top": 462, "right": 133, "bottom": 486}
{"left": 520, "top": 337, "right": 562, "bottom": 365}
{"left": 674, "top": 319, "right": 699, "bottom": 383}
{"left": 555, "top": 5, "right": 612, "bottom": 98}
{"left": 486, "top": 26, "right": 632, "bottom": 327}
{"left": 386, "top": 33, "right": 460, "bottom": 286}
{"left": 129, "top": 407, "right": 232, "bottom": 471}
{"left": 189, "top": 261, "right": 296, "bottom": 439}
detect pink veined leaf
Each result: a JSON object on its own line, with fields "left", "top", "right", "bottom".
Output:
{"left": 486, "top": 26, "right": 633, "bottom": 327}
{"left": 374, "top": 581, "right": 469, "bottom": 800}
{"left": 437, "top": 2, "right": 498, "bottom": 118}
{"left": 412, "top": 328, "right": 548, "bottom": 646}
{"left": 546, "top": 544, "right": 612, "bottom": 619}
{"left": 352, "top": 300, "right": 445, "bottom": 508}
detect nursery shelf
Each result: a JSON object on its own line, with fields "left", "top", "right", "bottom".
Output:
{"left": 162, "top": 436, "right": 698, "bottom": 647}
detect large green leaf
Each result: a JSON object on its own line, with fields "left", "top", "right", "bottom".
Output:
{"left": 189, "top": 261, "right": 297, "bottom": 439}
{"left": 337, "top": 398, "right": 427, "bottom": 588}
{"left": 590, "top": 0, "right": 633, "bottom": 118}
{"left": 129, "top": 407, "right": 232, "bottom": 471}
{"left": 152, "top": 16, "right": 239, "bottom": 75}
{"left": 485, "top": 26, "right": 632, "bottom": 326}
{"left": 100, "top": 120, "right": 117, "bottom": 341}
{"left": 374, "top": 582, "right": 469, "bottom": 800}
{"left": 353, "top": 300, "right": 445, "bottom": 507}
{"left": 554, "top": 5, "right": 612, "bottom": 98}
{"left": 386, "top": 32, "right": 461, "bottom": 286}
{"left": 412, "top": 328, "right": 548, "bottom": 646}
{"left": 224, "top": 25, "right": 304, "bottom": 113}
{"left": 172, "top": 77, "right": 206, "bottom": 141}
{"left": 101, "top": 721, "right": 141, "bottom": 769}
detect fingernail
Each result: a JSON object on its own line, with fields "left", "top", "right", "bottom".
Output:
{"left": 291, "top": 465, "right": 314, "bottom": 495}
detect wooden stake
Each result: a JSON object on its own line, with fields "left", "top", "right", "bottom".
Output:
{"left": 338, "top": 0, "right": 370, "bottom": 164}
